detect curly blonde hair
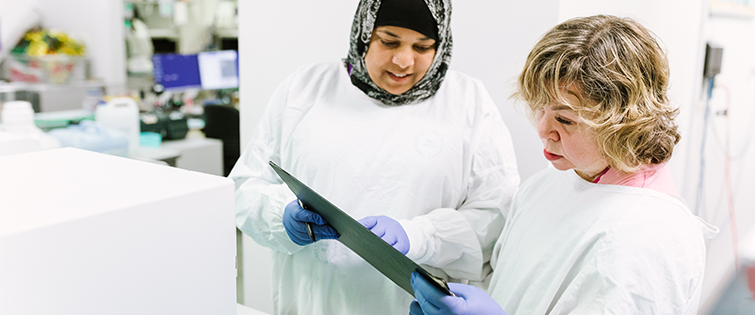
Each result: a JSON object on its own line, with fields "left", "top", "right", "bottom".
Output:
{"left": 514, "top": 15, "right": 680, "bottom": 173}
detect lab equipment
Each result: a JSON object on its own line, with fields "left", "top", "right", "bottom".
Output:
{"left": 139, "top": 109, "right": 189, "bottom": 140}
{"left": 95, "top": 97, "right": 140, "bottom": 156}
{"left": 0, "top": 131, "right": 41, "bottom": 156}
{"left": 48, "top": 120, "right": 129, "bottom": 157}
{"left": 126, "top": 18, "right": 154, "bottom": 74}
{"left": 359, "top": 215, "right": 410, "bottom": 255}
{"left": 152, "top": 50, "right": 238, "bottom": 92}
{"left": 152, "top": 53, "right": 202, "bottom": 91}
{"left": 282, "top": 199, "right": 339, "bottom": 245}
{"left": 3, "top": 28, "right": 88, "bottom": 84}
{"left": 410, "top": 272, "right": 507, "bottom": 315}
{"left": 202, "top": 103, "right": 239, "bottom": 176}
{"left": 198, "top": 50, "right": 239, "bottom": 90}
{"left": 139, "top": 131, "right": 162, "bottom": 147}
{"left": 0, "top": 148, "right": 236, "bottom": 315}
{"left": 0, "top": 100, "right": 60, "bottom": 149}
{"left": 269, "top": 161, "right": 454, "bottom": 297}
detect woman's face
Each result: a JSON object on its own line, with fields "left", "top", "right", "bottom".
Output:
{"left": 365, "top": 25, "right": 437, "bottom": 95}
{"left": 536, "top": 87, "right": 609, "bottom": 181}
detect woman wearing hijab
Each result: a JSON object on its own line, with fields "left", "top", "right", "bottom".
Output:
{"left": 230, "top": 0, "right": 519, "bottom": 314}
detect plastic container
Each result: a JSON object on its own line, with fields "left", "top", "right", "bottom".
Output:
{"left": 95, "top": 97, "right": 140, "bottom": 157}
{"left": 48, "top": 120, "right": 129, "bottom": 157}
{"left": 0, "top": 101, "right": 61, "bottom": 150}
{"left": 139, "top": 131, "right": 162, "bottom": 148}
{"left": 3, "top": 54, "right": 89, "bottom": 84}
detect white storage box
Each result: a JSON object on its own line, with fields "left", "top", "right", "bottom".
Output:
{"left": 0, "top": 148, "right": 236, "bottom": 315}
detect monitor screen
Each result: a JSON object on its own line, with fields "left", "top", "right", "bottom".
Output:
{"left": 198, "top": 50, "right": 239, "bottom": 90}
{"left": 152, "top": 53, "right": 202, "bottom": 91}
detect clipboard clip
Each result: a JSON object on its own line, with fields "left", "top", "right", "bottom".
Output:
{"left": 416, "top": 268, "right": 456, "bottom": 297}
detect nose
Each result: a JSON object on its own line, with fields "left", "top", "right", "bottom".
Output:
{"left": 536, "top": 111, "right": 560, "bottom": 142}
{"left": 393, "top": 47, "right": 414, "bottom": 69}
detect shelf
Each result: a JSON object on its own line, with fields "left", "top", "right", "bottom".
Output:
{"left": 215, "top": 28, "right": 238, "bottom": 39}
{"left": 0, "top": 81, "right": 106, "bottom": 94}
{"left": 148, "top": 28, "right": 179, "bottom": 39}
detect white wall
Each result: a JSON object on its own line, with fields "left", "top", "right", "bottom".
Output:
{"left": 0, "top": 0, "right": 42, "bottom": 57}
{"left": 694, "top": 2, "right": 755, "bottom": 313}
{"left": 237, "top": 1, "right": 560, "bottom": 313}
{"left": 453, "top": 0, "right": 558, "bottom": 181}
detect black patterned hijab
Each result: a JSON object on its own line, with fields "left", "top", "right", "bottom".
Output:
{"left": 344, "top": 0, "right": 453, "bottom": 106}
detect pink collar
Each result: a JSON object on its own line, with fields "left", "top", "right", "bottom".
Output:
{"left": 592, "top": 167, "right": 610, "bottom": 183}
{"left": 594, "top": 163, "right": 680, "bottom": 197}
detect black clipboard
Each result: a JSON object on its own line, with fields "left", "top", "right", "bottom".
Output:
{"left": 269, "top": 161, "right": 453, "bottom": 297}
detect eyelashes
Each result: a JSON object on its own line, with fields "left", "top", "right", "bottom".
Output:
{"left": 414, "top": 45, "right": 434, "bottom": 53}
{"left": 555, "top": 116, "right": 574, "bottom": 125}
{"left": 379, "top": 40, "right": 435, "bottom": 53}
{"left": 380, "top": 40, "right": 398, "bottom": 48}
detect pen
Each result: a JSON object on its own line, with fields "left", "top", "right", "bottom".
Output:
{"left": 299, "top": 199, "right": 317, "bottom": 243}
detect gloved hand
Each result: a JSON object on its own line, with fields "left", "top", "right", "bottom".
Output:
{"left": 282, "top": 200, "right": 339, "bottom": 245}
{"left": 409, "top": 272, "right": 507, "bottom": 315}
{"left": 358, "top": 215, "right": 410, "bottom": 255}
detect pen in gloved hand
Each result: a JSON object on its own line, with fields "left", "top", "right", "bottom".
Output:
{"left": 299, "top": 199, "right": 316, "bottom": 243}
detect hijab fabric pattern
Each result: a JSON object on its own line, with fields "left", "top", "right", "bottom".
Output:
{"left": 345, "top": 0, "right": 453, "bottom": 106}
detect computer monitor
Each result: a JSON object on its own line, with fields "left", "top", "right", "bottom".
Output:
{"left": 198, "top": 50, "right": 239, "bottom": 90}
{"left": 152, "top": 53, "right": 202, "bottom": 91}
{"left": 152, "top": 51, "right": 239, "bottom": 92}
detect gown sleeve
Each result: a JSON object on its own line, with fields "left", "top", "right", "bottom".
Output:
{"left": 230, "top": 72, "right": 303, "bottom": 255}
{"left": 401, "top": 82, "right": 520, "bottom": 281}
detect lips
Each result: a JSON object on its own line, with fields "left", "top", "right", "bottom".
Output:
{"left": 388, "top": 71, "right": 411, "bottom": 81}
{"left": 543, "top": 149, "right": 563, "bottom": 161}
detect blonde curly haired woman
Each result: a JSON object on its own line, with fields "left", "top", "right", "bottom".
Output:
{"left": 410, "top": 15, "right": 717, "bottom": 315}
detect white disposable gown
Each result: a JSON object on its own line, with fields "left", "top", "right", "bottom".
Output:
{"left": 488, "top": 168, "right": 717, "bottom": 315}
{"left": 231, "top": 61, "right": 520, "bottom": 315}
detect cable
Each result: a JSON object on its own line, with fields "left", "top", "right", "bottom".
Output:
{"left": 724, "top": 108, "right": 739, "bottom": 268}
{"left": 708, "top": 84, "right": 755, "bottom": 161}
{"left": 694, "top": 77, "right": 715, "bottom": 218}
{"left": 700, "top": 80, "right": 742, "bottom": 268}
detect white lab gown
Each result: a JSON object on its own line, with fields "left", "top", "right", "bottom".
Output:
{"left": 489, "top": 168, "right": 717, "bottom": 315}
{"left": 231, "top": 61, "right": 520, "bottom": 315}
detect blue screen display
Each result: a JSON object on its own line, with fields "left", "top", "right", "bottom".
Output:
{"left": 152, "top": 53, "right": 202, "bottom": 91}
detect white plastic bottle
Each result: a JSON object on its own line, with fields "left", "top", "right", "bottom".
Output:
{"left": 1, "top": 101, "right": 61, "bottom": 150}
{"left": 95, "top": 97, "right": 140, "bottom": 157}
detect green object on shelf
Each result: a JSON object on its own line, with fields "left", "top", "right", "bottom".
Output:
{"left": 34, "top": 109, "right": 94, "bottom": 130}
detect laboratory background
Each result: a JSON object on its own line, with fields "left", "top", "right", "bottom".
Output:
{"left": 0, "top": 0, "right": 754, "bottom": 314}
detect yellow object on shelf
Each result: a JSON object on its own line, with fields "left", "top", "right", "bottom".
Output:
{"left": 3, "top": 27, "right": 88, "bottom": 84}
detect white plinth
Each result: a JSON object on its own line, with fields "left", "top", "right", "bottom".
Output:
{"left": 0, "top": 148, "right": 236, "bottom": 315}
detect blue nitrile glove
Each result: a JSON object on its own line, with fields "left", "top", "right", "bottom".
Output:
{"left": 409, "top": 272, "right": 507, "bottom": 315}
{"left": 358, "top": 215, "right": 410, "bottom": 255}
{"left": 282, "top": 200, "right": 339, "bottom": 245}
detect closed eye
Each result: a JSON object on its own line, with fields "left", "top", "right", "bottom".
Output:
{"left": 414, "top": 45, "right": 434, "bottom": 53}
{"left": 381, "top": 40, "right": 399, "bottom": 48}
{"left": 555, "top": 116, "right": 574, "bottom": 125}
